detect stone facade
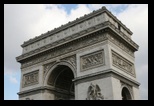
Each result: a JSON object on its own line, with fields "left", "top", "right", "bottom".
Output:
{"left": 16, "top": 6, "right": 140, "bottom": 100}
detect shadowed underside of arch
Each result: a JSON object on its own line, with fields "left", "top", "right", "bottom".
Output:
{"left": 47, "top": 65, "right": 75, "bottom": 100}
{"left": 122, "top": 87, "right": 132, "bottom": 100}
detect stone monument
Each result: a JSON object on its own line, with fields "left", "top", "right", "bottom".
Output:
{"left": 16, "top": 6, "right": 140, "bottom": 100}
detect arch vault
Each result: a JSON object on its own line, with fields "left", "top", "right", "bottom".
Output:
{"left": 16, "top": 6, "right": 140, "bottom": 100}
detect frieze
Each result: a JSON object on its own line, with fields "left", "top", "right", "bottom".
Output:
{"left": 112, "top": 50, "right": 135, "bottom": 77}
{"left": 109, "top": 23, "right": 138, "bottom": 50}
{"left": 108, "top": 34, "right": 134, "bottom": 57}
{"left": 21, "top": 6, "right": 134, "bottom": 49}
{"left": 19, "top": 23, "right": 137, "bottom": 69}
{"left": 22, "top": 8, "right": 107, "bottom": 46}
{"left": 17, "top": 22, "right": 109, "bottom": 62}
{"left": 21, "top": 30, "right": 108, "bottom": 69}
{"left": 22, "top": 13, "right": 105, "bottom": 54}
{"left": 22, "top": 70, "right": 39, "bottom": 87}
{"left": 80, "top": 50, "right": 104, "bottom": 71}
{"left": 16, "top": 20, "right": 138, "bottom": 63}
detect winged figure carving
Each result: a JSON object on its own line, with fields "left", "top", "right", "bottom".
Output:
{"left": 86, "top": 83, "right": 104, "bottom": 100}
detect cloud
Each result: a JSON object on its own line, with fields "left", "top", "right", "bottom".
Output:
{"left": 4, "top": 67, "right": 18, "bottom": 84}
{"left": 116, "top": 4, "right": 148, "bottom": 100}
{"left": 4, "top": 4, "right": 148, "bottom": 100}
{"left": 87, "top": 4, "right": 129, "bottom": 15}
{"left": 4, "top": 4, "right": 90, "bottom": 99}
{"left": 4, "top": 4, "right": 65, "bottom": 75}
{"left": 9, "top": 76, "right": 18, "bottom": 84}
{"left": 68, "top": 4, "right": 148, "bottom": 100}
{"left": 136, "top": 64, "right": 148, "bottom": 100}
{"left": 4, "top": 4, "right": 91, "bottom": 75}
{"left": 68, "top": 4, "right": 91, "bottom": 21}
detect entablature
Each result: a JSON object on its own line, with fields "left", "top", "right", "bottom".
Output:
{"left": 16, "top": 21, "right": 138, "bottom": 63}
{"left": 21, "top": 6, "right": 134, "bottom": 55}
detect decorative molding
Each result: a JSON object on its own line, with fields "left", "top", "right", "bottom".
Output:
{"left": 120, "top": 81, "right": 133, "bottom": 99}
{"left": 108, "top": 34, "right": 134, "bottom": 57}
{"left": 42, "top": 55, "right": 76, "bottom": 79}
{"left": 21, "top": 13, "right": 105, "bottom": 54}
{"left": 17, "top": 22, "right": 109, "bottom": 62}
{"left": 22, "top": 70, "right": 39, "bottom": 87}
{"left": 21, "top": 6, "right": 133, "bottom": 48}
{"left": 61, "top": 55, "right": 76, "bottom": 69}
{"left": 16, "top": 20, "right": 138, "bottom": 63}
{"left": 86, "top": 83, "right": 104, "bottom": 100}
{"left": 112, "top": 50, "right": 135, "bottom": 77}
{"left": 73, "top": 69, "right": 140, "bottom": 87}
{"left": 44, "top": 62, "right": 55, "bottom": 73}
{"left": 21, "top": 30, "right": 108, "bottom": 68}
{"left": 21, "top": 7, "right": 107, "bottom": 47}
{"left": 105, "top": 22, "right": 138, "bottom": 51}
{"left": 43, "top": 61, "right": 55, "bottom": 78}
{"left": 80, "top": 50, "right": 104, "bottom": 71}
{"left": 121, "top": 81, "right": 132, "bottom": 89}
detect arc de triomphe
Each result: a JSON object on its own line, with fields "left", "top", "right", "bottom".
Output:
{"left": 16, "top": 7, "right": 140, "bottom": 100}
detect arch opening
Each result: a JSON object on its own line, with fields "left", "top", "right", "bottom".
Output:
{"left": 122, "top": 87, "right": 132, "bottom": 100}
{"left": 47, "top": 65, "right": 75, "bottom": 100}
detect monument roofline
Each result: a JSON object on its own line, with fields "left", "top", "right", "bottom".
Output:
{"left": 16, "top": 28, "right": 138, "bottom": 63}
{"left": 21, "top": 6, "right": 133, "bottom": 47}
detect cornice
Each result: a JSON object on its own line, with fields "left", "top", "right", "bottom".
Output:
{"left": 21, "top": 7, "right": 107, "bottom": 47}
{"left": 21, "top": 6, "right": 133, "bottom": 47}
{"left": 73, "top": 69, "right": 140, "bottom": 87}
{"left": 16, "top": 22, "right": 109, "bottom": 62}
{"left": 16, "top": 21, "right": 138, "bottom": 63}
{"left": 107, "top": 22, "right": 139, "bottom": 50}
{"left": 105, "top": 9, "right": 133, "bottom": 35}
{"left": 18, "top": 86, "right": 73, "bottom": 96}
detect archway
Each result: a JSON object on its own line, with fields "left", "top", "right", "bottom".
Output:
{"left": 47, "top": 65, "right": 75, "bottom": 100}
{"left": 122, "top": 87, "right": 132, "bottom": 100}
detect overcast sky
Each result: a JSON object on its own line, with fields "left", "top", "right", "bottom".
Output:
{"left": 4, "top": 4, "right": 148, "bottom": 100}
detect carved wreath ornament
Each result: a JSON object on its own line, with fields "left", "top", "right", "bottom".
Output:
{"left": 86, "top": 83, "right": 104, "bottom": 100}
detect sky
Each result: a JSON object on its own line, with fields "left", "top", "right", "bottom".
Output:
{"left": 4, "top": 4, "right": 148, "bottom": 100}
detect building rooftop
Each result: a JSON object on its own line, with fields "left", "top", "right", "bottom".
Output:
{"left": 21, "top": 6, "right": 133, "bottom": 47}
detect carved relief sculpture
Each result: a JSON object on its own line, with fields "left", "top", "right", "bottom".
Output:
{"left": 21, "top": 32, "right": 107, "bottom": 69}
{"left": 86, "top": 83, "right": 104, "bottom": 100}
{"left": 108, "top": 34, "right": 134, "bottom": 57}
{"left": 16, "top": 6, "right": 140, "bottom": 100}
{"left": 43, "top": 62, "right": 55, "bottom": 78}
{"left": 62, "top": 55, "right": 76, "bottom": 69}
{"left": 112, "top": 50, "right": 135, "bottom": 77}
{"left": 81, "top": 50, "right": 104, "bottom": 71}
{"left": 23, "top": 70, "right": 39, "bottom": 87}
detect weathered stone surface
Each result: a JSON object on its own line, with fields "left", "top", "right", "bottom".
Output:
{"left": 80, "top": 50, "right": 105, "bottom": 71}
{"left": 16, "top": 6, "right": 140, "bottom": 100}
{"left": 22, "top": 70, "right": 39, "bottom": 88}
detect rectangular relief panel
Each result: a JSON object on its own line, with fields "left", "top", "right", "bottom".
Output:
{"left": 80, "top": 50, "right": 105, "bottom": 72}
{"left": 22, "top": 70, "right": 39, "bottom": 87}
{"left": 111, "top": 50, "right": 135, "bottom": 77}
